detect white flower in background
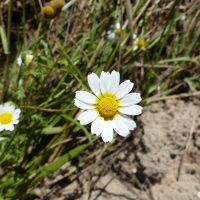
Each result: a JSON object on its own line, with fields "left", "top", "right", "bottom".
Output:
{"left": 0, "top": 103, "right": 21, "bottom": 132}
{"left": 132, "top": 34, "right": 146, "bottom": 51}
{"left": 24, "top": 54, "right": 33, "bottom": 64}
{"left": 74, "top": 71, "right": 142, "bottom": 142}
{"left": 17, "top": 56, "right": 22, "bottom": 66}
{"left": 107, "top": 22, "right": 123, "bottom": 40}
{"left": 17, "top": 53, "right": 33, "bottom": 66}
{"left": 0, "top": 137, "right": 6, "bottom": 142}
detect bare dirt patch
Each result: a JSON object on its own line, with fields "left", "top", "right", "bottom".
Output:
{"left": 41, "top": 98, "right": 200, "bottom": 200}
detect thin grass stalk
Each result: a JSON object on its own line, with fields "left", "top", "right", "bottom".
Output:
{"left": 157, "top": 0, "right": 183, "bottom": 59}
{"left": 124, "top": 0, "right": 134, "bottom": 43}
{"left": 1, "top": 0, "right": 12, "bottom": 102}
{"left": 0, "top": 130, "right": 18, "bottom": 165}
{"left": 22, "top": 0, "right": 26, "bottom": 45}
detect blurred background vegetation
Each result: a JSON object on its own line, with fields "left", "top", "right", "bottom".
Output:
{"left": 0, "top": 0, "right": 200, "bottom": 199}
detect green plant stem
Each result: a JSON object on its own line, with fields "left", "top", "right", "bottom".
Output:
{"left": 1, "top": 0, "right": 12, "bottom": 102}
{"left": 124, "top": 0, "right": 134, "bottom": 43}
{"left": 0, "top": 131, "right": 18, "bottom": 165}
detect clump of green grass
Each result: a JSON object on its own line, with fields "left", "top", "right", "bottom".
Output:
{"left": 0, "top": 0, "right": 200, "bottom": 198}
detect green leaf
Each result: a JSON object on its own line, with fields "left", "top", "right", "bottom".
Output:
{"left": 41, "top": 126, "right": 63, "bottom": 135}
{"left": 0, "top": 26, "right": 9, "bottom": 54}
{"left": 29, "top": 142, "right": 91, "bottom": 185}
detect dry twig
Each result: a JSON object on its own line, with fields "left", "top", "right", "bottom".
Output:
{"left": 147, "top": 91, "right": 200, "bottom": 103}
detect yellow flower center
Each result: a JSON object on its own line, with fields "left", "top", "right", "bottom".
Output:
{"left": 96, "top": 93, "right": 119, "bottom": 120}
{"left": 137, "top": 39, "right": 146, "bottom": 48}
{"left": 25, "top": 56, "right": 32, "bottom": 64}
{"left": 115, "top": 28, "right": 123, "bottom": 37}
{"left": 42, "top": 5, "right": 55, "bottom": 17}
{"left": 0, "top": 112, "right": 13, "bottom": 125}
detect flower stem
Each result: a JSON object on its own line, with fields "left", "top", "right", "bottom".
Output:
{"left": 124, "top": 0, "right": 134, "bottom": 43}
{"left": 1, "top": 0, "right": 12, "bottom": 103}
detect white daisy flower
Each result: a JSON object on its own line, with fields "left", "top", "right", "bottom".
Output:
{"left": 132, "top": 34, "right": 146, "bottom": 51}
{"left": 107, "top": 22, "right": 123, "bottom": 40}
{"left": 17, "top": 56, "right": 23, "bottom": 66}
{"left": 0, "top": 103, "right": 21, "bottom": 132}
{"left": 24, "top": 54, "right": 34, "bottom": 64}
{"left": 74, "top": 71, "right": 142, "bottom": 142}
{"left": 17, "top": 53, "right": 34, "bottom": 66}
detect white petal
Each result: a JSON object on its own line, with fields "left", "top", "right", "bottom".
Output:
{"left": 133, "top": 46, "right": 138, "bottom": 51}
{"left": 111, "top": 115, "right": 130, "bottom": 137}
{"left": 115, "top": 80, "right": 134, "bottom": 99}
{"left": 134, "top": 38, "right": 139, "bottom": 45}
{"left": 107, "top": 31, "right": 116, "bottom": 40}
{"left": 5, "top": 124, "right": 14, "bottom": 131}
{"left": 17, "top": 57, "right": 22, "bottom": 66}
{"left": 77, "top": 110, "right": 98, "bottom": 125}
{"left": 3, "top": 105, "right": 15, "bottom": 113}
{"left": 120, "top": 93, "right": 141, "bottom": 106}
{"left": 87, "top": 73, "right": 101, "bottom": 96}
{"left": 119, "top": 105, "right": 143, "bottom": 115}
{"left": 14, "top": 108, "right": 21, "bottom": 115}
{"left": 115, "top": 22, "right": 121, "bottom": 29}
{"left": 74, "top": 99, "right": 94, "bottom": 110}
{"left": 109, "top": 70, "right": 120, "bottom": 93}
{"left": 91, "top": 117, "right": 104, "bottom": 136}
{"left": 13, "top": 109, "right": 21, "bottom": 120}
{"left": 132, "top": 34, "right": 137, "bottom": 39}
{"left": 0, "top": 137, "right": 6, "bottom": 141}
{"left": 0, "top": 105, "right": 3, "bottom": 113}
{"left": 119, "top": 114, "right": 136, "bottom": 130}
{"left": 13, "top": 114, "right": 20, "bottom": 121}
{"left": 0, "top": 126, "right": 4, "bottom": 132}
{"left": 76, "top": 91, "right": 96, "bottom": 104}
{"left": 12, "top": 119, "right": 19, "bottom": 125}
{"left": 101, "top": 121, "right": 113, "bottom": 142}
{"left": 100, "top": 72, "right": 111, "bottom": 93}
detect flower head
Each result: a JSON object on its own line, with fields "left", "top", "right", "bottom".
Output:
{"left": 24, "top": 54, "right": 33, "bottom": 64}
{"left": 0, "top": 103, "right": 21, "bottom": 132}
{"left": 17, "top": 53, "right": 33, "bottom": 66}
{"left": 42, "top": 5, "right": 55, "bottom": 17}
{"left": 74, "top": 71, "right": 142, "bottom": 142}
{"left": 42, "top": 0, "right": 64, "bottom": 18}
{"left": 107, "top": 22, "right": 123, "bottom": 40}
{"left": 132, "top": 34, "right": 146, "bottom": 51}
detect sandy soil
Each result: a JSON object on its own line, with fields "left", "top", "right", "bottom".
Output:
{"left": 38, "top": 98, "right": 200, "bottom": 200}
